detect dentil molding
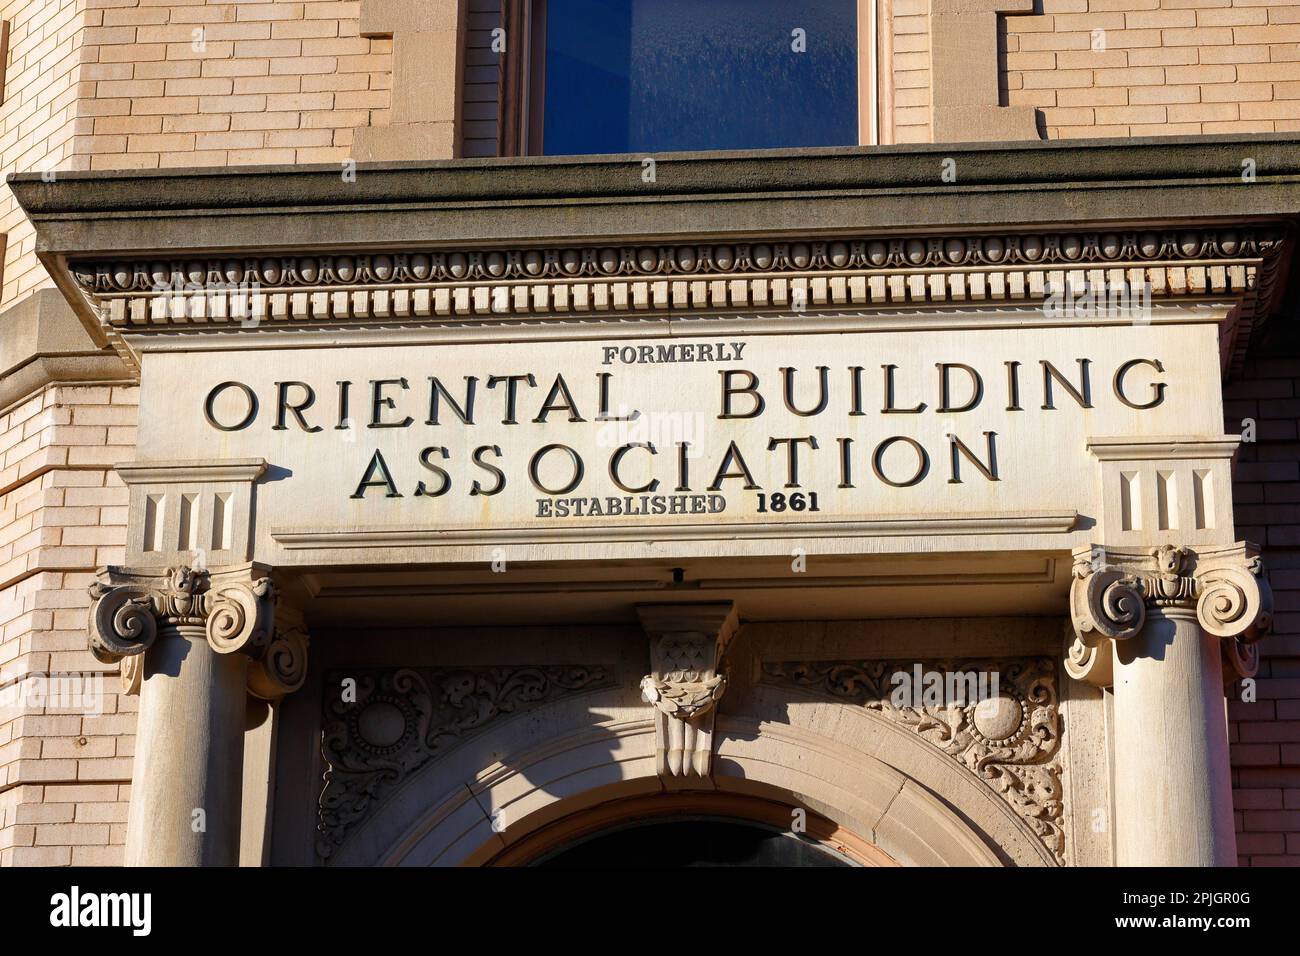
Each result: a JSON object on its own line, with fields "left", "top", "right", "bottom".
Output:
{"left": 69, "top": 227, "right": 1288, "bottom": 374}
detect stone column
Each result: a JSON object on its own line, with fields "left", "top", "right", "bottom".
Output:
{"left": 88, "top": 564, "right": 309, "bottom": 866}
{"left": 1068, "top": 543, "right": 1271, "bottom": 866}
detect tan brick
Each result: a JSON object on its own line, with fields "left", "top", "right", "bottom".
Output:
{"left": 1203, "top": 119, "right": 1274, "bottom": 133}
{"left": 1090, "top": 0, "right": 1158, "bottom": 9}
{"left": 71, "top": 844, "right": 125, "bottom": 865}
{"left": 1053, "top": 13, "right": 1126, "bottom": 31}
{"left": 200, "top": 94, "right": 266, "bottom": 113}
{"left": 195, "top": 131, "right": 267, "bottom": 151}
{"left": 74, "top": 802, "right": 129, "bottom": 824}
{"left": 1164, "top": 26, "right": 1235, "bottom": 45}
{"left": 1200, "top": 44, "right": 1271, "bottom": 64}
{"left": 1236, "top": 25, "right": 1300, "bottom": 44}
{"left": 1055, "top": 50, "right": 1128, "bottom": 69}
{"left": 1057, "top": 86, "right": 1128, "bottom": 107}
{"left": 34, "top": 823, "right": 109, "bottom": 846}
{"left": 9, "top": 845, "right": 71, "bottom": 866}
{"left": 76, "top": 757, "right": 132, "bottom": 781}
{"left": 232, "top": 39, "right": 301, "bottom": 58}
{"left": 126, "top": 133, "right": 198, "bottom": 152}
{"left": 1022, "top": 68, "right": 1093, "bottom": 89}
{"left": 1170, "top": 102, "right": 1237, "bottom": 123}
{"left": 233, "top": 75, "right": 303, "bottom": 94}
{"left": 1093, "top": 66, "right": 1166, "bottom": 86}
{"left": 1051, "top": 123, "right": 1131, "bottom": 137}
{"left": 165, "top": 77, "right": 236, "bottom": 96}
{"left": 227, "top": 147, "right": 297, "bottom": 164}
{"left": 1130, "top": 84, "right": 1201, "bottom": 105}
{"left": 1092, "top": 29, "right": 1164, "bottom": 48}
{"left": 1125, "top": 11, "right": 1196, "bottom": 29}
{"left": 1126, "top": 46, "right": 1199, "bottom": 66}
{"left": 1241, "top": 101, "right": 1300, "bottom": 120}
{"left": 162, "top": 113, "right": 232, "bottom": 133}
{"left": 94, "top": 79, "right": 165, "bottom": 98}
{"left": 1094, "top": 105, "right": 1168, "bottom": 124}
{"left": 1202, "top": 82, "right": 1274, "bottom": 102}
{"left": 201, "top": 57, "right": 271, "bottom": 77}
{"left": 131, "top": 97, "right": 200, "bottom": 115}
{"left": 1017, "top": 31, "right": 1093, "bottom": 52}
{"left": 1198, "top": 8, "right": 1269, "bottom": 27}
{"left": 1165, "top": 64, "right": 1238, "bottom": 84}
{"left": 94, "top": 116, "right": 164, "bottom": 135}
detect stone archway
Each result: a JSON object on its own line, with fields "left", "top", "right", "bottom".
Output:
{"left": 324, "top": 684, "right": 1053, "bottom": 866}
{"left": 485, "top": 791, "right": 897, "bottom": 866}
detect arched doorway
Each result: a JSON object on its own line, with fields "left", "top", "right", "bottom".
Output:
{"left": 325, "top": 704, "right": 1045, "bottom": 866}
{"left": 485, "top": 792, "right": 897, "bottom": 866}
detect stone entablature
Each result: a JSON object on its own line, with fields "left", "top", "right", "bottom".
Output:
{"left": 67, "top": 227, "right": 1288, "bottom": 379}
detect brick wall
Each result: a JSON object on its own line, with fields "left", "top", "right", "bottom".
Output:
{"left": 1006, "top": 0, "right": 1300, "bottom": 138}
{"left": 77, "top": 0, "right": 390, "bottom": 170}
{"left": 0, "top": 0, "right": 395, "bottom": 311}
{"left": 1225, "top": 329, "right": 1300, "bottom": 866}
{"left": 0, "top": 383, "right": 137, "bottom": 866}
{"left": 0, "top": 0, "right": 90, "bottom": 309}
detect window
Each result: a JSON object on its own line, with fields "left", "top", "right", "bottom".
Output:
{"left": 500, "top": 0, "right": 872, "bottom": 156}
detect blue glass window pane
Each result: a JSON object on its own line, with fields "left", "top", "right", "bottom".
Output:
{"left": 542, "top": 0, "right": 858, "bottom": 155}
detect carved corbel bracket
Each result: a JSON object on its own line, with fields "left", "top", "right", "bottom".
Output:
{"left": 87, "top": 563, "right": 308, "bottom": 700}
{"left": 1066, "top": 543, "right": 1272, "bottom": 690}
{"left": 637, "top": 602, "right": 740, "bottom": 779}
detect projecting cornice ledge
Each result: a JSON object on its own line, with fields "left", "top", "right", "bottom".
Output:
{"left": 7, "top": 134, "right": 1299, "bottom": 370}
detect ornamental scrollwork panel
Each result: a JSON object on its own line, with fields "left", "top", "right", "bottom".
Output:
{"left": 761, "top": 656, "right": 1064, "bottom": 864}
{"left": 316, "top": 664, "right": 613, "bottom": 859}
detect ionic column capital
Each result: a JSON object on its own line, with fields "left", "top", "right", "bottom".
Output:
{"left": 87, "top": 563, "right": 309, "bottom": 699}
{"left": 1067, "top": 542, "right": 1272, "bottom": 687}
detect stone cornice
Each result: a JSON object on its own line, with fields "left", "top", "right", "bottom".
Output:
{"left": 10, "top": 134, "right": 1300, "bottom": 222}
{"left": 61, "top": 226, "right": 1291, "bottom": 377}
{"left": 9, "top": 134, "right": 1298, "bottom": 374}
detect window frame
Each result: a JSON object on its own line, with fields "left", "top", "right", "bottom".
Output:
{"left": 497, "top": 0, "right": 881, "bottom": 156}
